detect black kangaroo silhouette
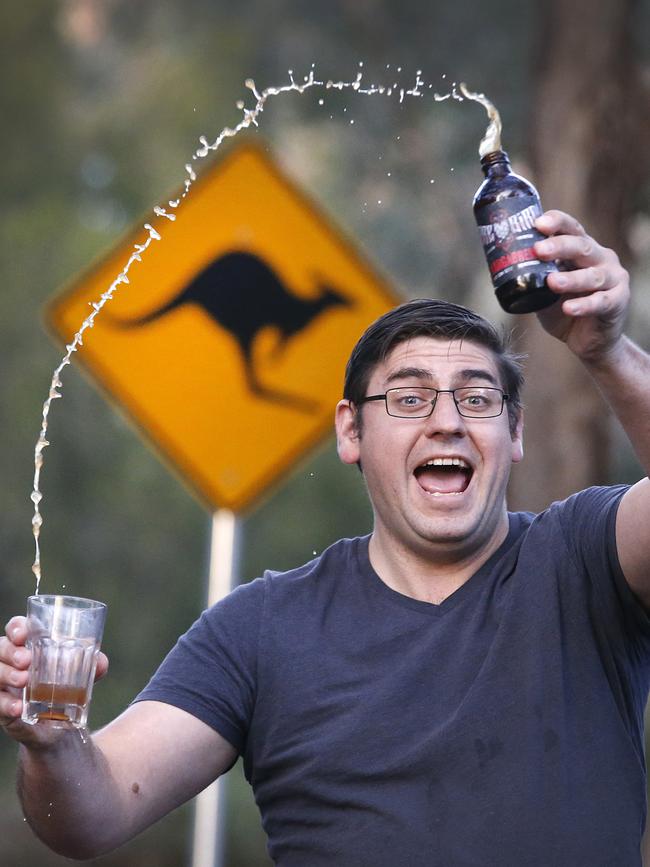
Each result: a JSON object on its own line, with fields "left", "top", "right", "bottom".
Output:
{"left": 110, "top": 251, "right": 352, "bottom": 412}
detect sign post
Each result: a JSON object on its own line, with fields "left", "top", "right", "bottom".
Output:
{"left": 46, "top": 139, "right": 400, "bottom": 866}
{"left": 191, "top": 510, "right": 240, "bottom": 867}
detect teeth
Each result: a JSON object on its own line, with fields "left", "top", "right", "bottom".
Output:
{"left": 423, "top": 458, "right": 470, "bottom": 469}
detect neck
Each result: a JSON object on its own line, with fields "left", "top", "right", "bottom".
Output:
{"left": 368, "top": 515, "right": 510, "bottom": 605}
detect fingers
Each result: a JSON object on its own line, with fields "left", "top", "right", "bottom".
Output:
{"left": 534, "top": 210, "right": 629, "bottom": 301}
{"left": 4, "top": 616, "right": 27, "bottom": 647}
{"left": 535, "top": 230, "right": 607, "bottom": 271}
{"left": 535, "top": 209, "right": 586, "bottom": 239}
{"left": 540, "top": 249, "right": 626, "bottom": 300}
{"left": 533, "top": 210, "right": 631, "bottom": 360}
{"left": 535, "top": 209, "right": 621, "bottom": 273}
{"left": 0, "top": 619, "right": 31, "bottom": 725}
{"left": 0, "top": 623, "right": 30, "bottom": 671}
{"left": 558, "top": 285, "right": 623, "bottom": 319}
{"left": 546, "top": 264, "right": 629, "bottom": 324}
{"left": 0, "top": 660, "right": 27, "bottom": 714}
{"left": 546, "top": 265, "right": 616, "bottom": 298}
{"left": 0, "top": 697, "right": 23, "bottom": 724}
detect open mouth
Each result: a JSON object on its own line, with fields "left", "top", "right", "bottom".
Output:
{"left": 414, "top": 457, "right": 473, "bottom": 495}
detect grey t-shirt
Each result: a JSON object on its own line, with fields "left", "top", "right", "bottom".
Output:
{"left": 136, "top": 485, "right": 650, "bottom": 866}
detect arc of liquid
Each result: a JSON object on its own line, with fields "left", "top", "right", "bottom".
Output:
{"left": 30, "top": 232, "right": 160, "bottom": 592}
{"left": 30, "top": 65, "right": 501, "bottom": 593}
{"left": 458, "top": 82, "right": 503, "bottom": 157}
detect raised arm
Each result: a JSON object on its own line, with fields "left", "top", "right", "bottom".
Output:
{"left": 1, "top": 617, "right": 237, "bottom": 859}
{"left": 534, "top": 210, "right": 650, "bottom": 607}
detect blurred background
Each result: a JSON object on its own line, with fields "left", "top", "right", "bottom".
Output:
{"left": 2, "top": 0, "right": 650, "bottom": 864}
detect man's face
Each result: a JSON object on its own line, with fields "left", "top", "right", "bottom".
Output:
{"left": 336, "top": 336, "right": 524, "bottom": 562}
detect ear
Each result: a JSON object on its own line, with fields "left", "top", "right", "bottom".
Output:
{"left": 335, "top": 400, "right": 361, "bottom": 465}
{"left": 511, "top": 410, "right": 524, "bottom": 464}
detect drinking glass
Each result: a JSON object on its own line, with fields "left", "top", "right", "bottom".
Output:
{"left": 21, "top": 595, "right": 107, "bottom": 729}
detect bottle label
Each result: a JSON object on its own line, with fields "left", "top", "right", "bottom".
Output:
{"left": 475, "top": 195, "right": 557, "bottom": 289}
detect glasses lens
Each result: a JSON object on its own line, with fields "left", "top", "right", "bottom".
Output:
{"left": 454, "top": 387, "right": 504, "bottom": 417}
{"left": 386, "top": 388, "right": 437, "bottom": 417}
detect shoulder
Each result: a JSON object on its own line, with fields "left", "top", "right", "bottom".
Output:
{"left": 547, "top": 484, "right": 629, "bottom": 548}
{"left": 205, "top": 535, "right": 368, "bottom": 620}
{"left": 260, "top": 535, "right": 368, "bottom": 597}
{"left": 507, "top": 485, "right": 640, "bottom": 607}
{"left": 550, "top": 484, "right": 629, "bottom": 515}
{"left": 510, "top": 485, "right": 629, "bottom": 537}
{"left": 504, "top": 485, "right": 629, "bottom": 577}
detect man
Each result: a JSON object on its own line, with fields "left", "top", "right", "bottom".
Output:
{"left": 2, "top": 210, "right": 650, "bottom": 865}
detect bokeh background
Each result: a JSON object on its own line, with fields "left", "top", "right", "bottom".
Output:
{"left": 2, "top": 1, "right": 650, "bottom": 865}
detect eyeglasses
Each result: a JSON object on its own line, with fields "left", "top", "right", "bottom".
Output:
{"left": 357, "top": 386, "right": 509, "bottom": 419}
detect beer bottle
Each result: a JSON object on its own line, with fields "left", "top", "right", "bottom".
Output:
{"left": 473, "top": 150, "right": 558, "bottom": 314}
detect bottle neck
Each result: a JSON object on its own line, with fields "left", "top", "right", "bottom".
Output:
{"left": 480, "top": 149, "right": 511, "bottom": 177}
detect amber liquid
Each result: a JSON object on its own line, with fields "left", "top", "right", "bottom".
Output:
{"left": 28, "top": 682, "right": 89, "bottom": 721}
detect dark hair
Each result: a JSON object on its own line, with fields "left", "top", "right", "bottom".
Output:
{"left": 343, "top": 298, "right": 524, "bottom": 434}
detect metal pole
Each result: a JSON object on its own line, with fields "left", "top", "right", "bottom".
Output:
{"left": 191, "top": 509, "right": 240, "bottom": 867}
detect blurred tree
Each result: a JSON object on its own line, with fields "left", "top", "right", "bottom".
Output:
{"left": 509, "top": 0, "right": 650, "bottom": 511}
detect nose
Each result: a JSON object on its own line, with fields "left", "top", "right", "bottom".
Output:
{"left": 423, "top": 391, "right": 465, "bottom": 436}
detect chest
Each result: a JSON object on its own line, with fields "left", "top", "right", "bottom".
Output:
{"left": 248, "top": 569, "right": 606, "bottom": 777}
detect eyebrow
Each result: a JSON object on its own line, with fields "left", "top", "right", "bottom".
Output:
{"left": 384, "top": 367, "right": 433, "bottom": 385}
{"left": 384, "top": 366, "right": 499, "bottom": 387}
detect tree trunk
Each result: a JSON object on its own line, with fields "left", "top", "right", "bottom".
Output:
{"left": 508, "top": 0, "right": 650, "bottom": 512}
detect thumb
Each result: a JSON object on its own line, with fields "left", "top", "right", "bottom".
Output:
{"left": 94, "top": 652, "right": 109, "bottom": 682}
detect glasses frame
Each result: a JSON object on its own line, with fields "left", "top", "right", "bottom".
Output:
{"left": 357, "top": 386, "right": 509, "bottom": 419}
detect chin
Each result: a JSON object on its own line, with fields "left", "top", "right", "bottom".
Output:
{"left": 420, "top": 509, "right": 495, "bottom": 545}
{"left": 415, "top": 522, "right": 476, "bottom": 548}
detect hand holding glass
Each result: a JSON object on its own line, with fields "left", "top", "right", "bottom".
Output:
{"left": 21, "top": 595, "right": 107, "bottom": 728}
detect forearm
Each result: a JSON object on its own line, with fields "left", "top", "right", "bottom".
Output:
{"left": 17, "top": 730, "right": 130, "bottom": 859}
{"left": 582, "top": 335, "right": 650, "bottom": 476}
{"left": 3, "top": 623, "right": 234, "bottom": 858}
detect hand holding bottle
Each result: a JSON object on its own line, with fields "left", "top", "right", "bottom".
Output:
{"left": 533, "top": 209, "right": 630, "bottom": 363}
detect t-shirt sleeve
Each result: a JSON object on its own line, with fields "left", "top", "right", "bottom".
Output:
{"left": 132, "top": 576, "right": 266, "bottom": 753}
{"left": 556, "top": 485, "right": 650, "bottom": 650}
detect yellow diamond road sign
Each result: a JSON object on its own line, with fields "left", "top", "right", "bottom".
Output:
{"left": 46, "top": 141, "right": 399, "bottom": 513}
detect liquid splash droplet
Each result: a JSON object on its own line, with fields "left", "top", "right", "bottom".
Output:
{"left": 28, "top": 65, "right": 493, "bottom": 593}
